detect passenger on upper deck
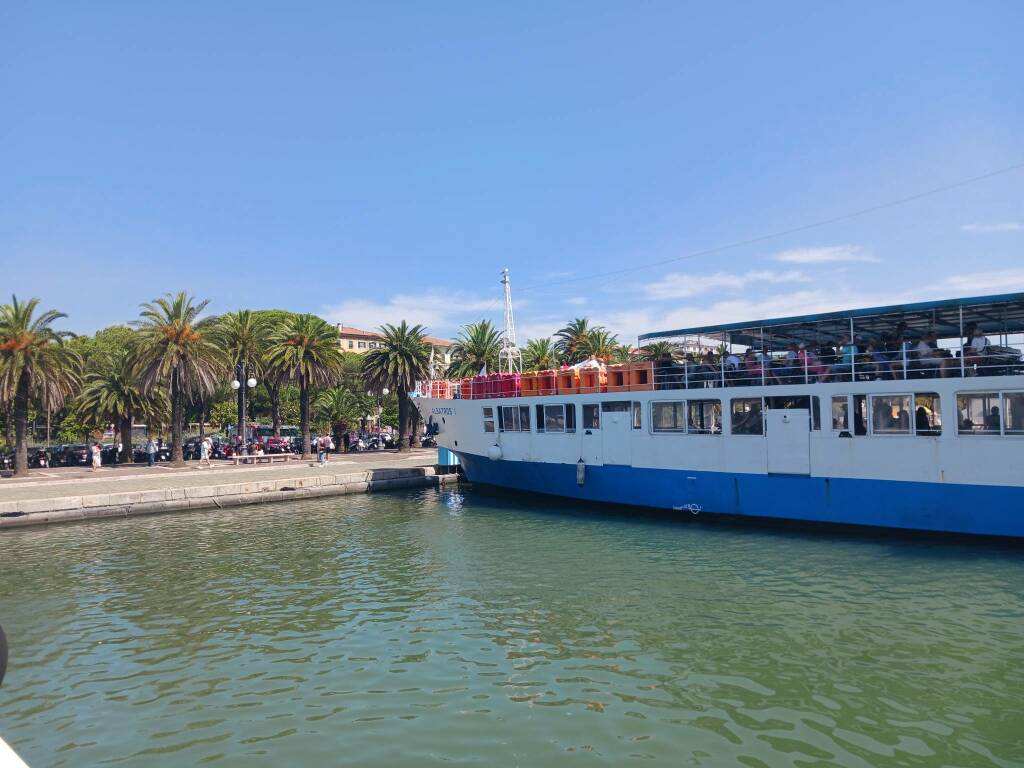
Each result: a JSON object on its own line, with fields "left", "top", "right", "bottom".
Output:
{"left": 914, "top": 331, "right": 951, "bottom": 378}
{"left": 828, "top": 335, "right": 858, "bottom": 380}
{"left": 963, "top": 323, "right": 990, "bottom": 373}
{"left": 797, "top": 343, "right": 828, "bottom": 382}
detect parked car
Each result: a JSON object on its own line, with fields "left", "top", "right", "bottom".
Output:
{"left": 264, "top": 436, "right": 289, "bottom": 454}
{"left": 132, "top": 443, "right": 172, "bottom": 463}
{"left": 54, "top": 444, "right": 91, "bottom": 467}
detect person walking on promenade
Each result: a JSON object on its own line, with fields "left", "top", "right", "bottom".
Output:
{"left": 316, "top": 434, "right": 326, "bottom": 466}
{"left": 90, "top": 442, "right": 102, "bottom": 471}
{"left": 199, "top": 435, "right": 212, "bottom": 468}
{"left": 146, "top": 437, "right": 157, "bottom": 467}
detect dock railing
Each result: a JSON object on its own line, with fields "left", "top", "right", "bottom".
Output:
{"left": 417, "top": 342, "right": 1024, "bottom": 399}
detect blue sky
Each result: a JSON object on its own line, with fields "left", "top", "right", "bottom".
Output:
{"left": 2, "top": 1, "right": 1022, "bottom": 342}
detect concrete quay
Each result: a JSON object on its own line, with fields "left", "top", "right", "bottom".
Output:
{"left": 0, "top": 449, "right": 458, "bottom": 529}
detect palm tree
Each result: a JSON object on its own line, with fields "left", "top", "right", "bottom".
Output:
{"left": 522, "top": 337, "right": 559, "bottom": 371}
{"left": 362, "top": 321, "right": 430, "bottom": 452}
{"left": 266, "top": 314, "right": 344, "bottom": 459}
{"left": 581, "top": 328, "right": 620, "bottom": 362}
{"left": 554, "top": 318, "right": 594, "bottom": 364}
{"left": 314, "top": 387, "right": 372, "bottom": 449}
{"left": 446, "top": 320, "right": 502, "bottom": 378}
{"left": 77, "top": 346, "right": 167, "bottom": 463}
{"left": 637, "top": 340, "right": 680, "bottom": 362}
{"left": 133, "top": 292, "right": 226, "bottom": 466}
{"left": 0, "top": 296, "right": 81, "bottom": 476}
{"left": 212, "top": 310, "right": 273, "bottom": 440}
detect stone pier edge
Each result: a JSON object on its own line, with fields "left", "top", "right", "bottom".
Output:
{"left": 0, "top": 467, "right": 459, "bottom": 529}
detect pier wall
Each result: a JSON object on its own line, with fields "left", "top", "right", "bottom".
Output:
{"left": 0, "top": 467, "right": 458, "bottom": 529}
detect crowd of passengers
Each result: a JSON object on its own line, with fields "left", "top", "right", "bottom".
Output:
{"left": 654, "top": 323, "right": 1019, "bottom": 388}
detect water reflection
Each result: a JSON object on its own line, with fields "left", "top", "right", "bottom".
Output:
{"left": 1, "top": 489, "right": 1022, "bottom": 767}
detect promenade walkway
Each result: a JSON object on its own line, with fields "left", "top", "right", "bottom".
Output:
{"left": 0, "top": 449, "right": 452, "bottom": 528}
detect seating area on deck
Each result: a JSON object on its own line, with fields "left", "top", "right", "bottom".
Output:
{"left": 639, "top": 292, "right": 1024, "bottom": 390}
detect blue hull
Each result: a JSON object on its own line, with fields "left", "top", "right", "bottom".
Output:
{"left": 457, "top": 453, "right": 1024, "bottom": 538}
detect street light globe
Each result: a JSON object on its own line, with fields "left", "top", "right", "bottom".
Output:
{"left": 247, "top": 377, "right": 257, "bottom": 388}
{"left": 230, "top": 380, "right": 241, "bottom": 390}
{"left": 382, "top": 388, "right": 390, "bottom": 395}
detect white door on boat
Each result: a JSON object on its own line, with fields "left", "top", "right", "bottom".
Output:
{"left": 766, "top": 409, "right": 810, "bottom": 475}
{"left": 601, "top": 411, "right": 632, "bottom": 466}
{"left": 581, "top": 418, "right": 603, "bottom": 465}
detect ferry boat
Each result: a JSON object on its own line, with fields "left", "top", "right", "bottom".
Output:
{"left": 415, "top": 292, "right": 1024, "bottom": 538}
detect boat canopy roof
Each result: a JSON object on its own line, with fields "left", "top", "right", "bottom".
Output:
{"left": 639, "top": 292, "right": 1024, "bottom": 350}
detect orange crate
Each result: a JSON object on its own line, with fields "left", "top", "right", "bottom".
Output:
{"left": 628, "top": 361, "right": 654, "bottom": 391}
{"left": 578, "top": 368, "right": 606, "bottom": 394}
{"left": 537, "top": 370, "right": 557, "bottom": 396}
{"left": 606, "top": 364, "right": 630, "bottom": 393}
{"left": 556, "top": 369, "right": 579, "bottom": 394}
{"left": 521, "top": 372, "right": 540, "bottom": 397}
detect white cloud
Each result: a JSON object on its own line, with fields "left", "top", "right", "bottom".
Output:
{"left": 643, "top": 269, "right": 809, "bottom": 300}
{"left": 926, "top": 268, "right": 1024, "bottom": 295}
{"left": 773, "top": 245, "right": 879, "bottom": 264}
{"left": 322, "top": 291, "right": 500, "bottom": 338}
{"left": 960, "top": 222, "right": 1022, "bottom": 233}
{"left": 566, "top": 296, "right": 587, "bottom": 306}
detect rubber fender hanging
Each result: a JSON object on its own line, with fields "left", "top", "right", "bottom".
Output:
{"left": 576, "top": 459, "right": 586, "bottom": 486}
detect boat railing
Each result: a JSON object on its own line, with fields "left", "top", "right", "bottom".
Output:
{"left": 417, "top": 342, "right": 1024, "bottom": 400}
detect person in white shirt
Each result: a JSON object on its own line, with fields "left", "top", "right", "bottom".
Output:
{"left": 963, "top": 323, "right": 990, "bottom": 373}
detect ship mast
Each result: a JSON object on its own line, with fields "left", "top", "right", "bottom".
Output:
{"left": 498, "top": 268, "right": 522, "bottom": 374}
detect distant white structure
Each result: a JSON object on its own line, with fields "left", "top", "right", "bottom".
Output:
{"left": 498, "top": 269, "right": 522, "bottom": 374}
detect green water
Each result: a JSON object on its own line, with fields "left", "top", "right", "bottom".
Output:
{"left": 1, "top": 489, "right": 1022, "bottom": 767}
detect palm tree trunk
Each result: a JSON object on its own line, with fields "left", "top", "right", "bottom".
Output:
{"left": 267, "top": 380, "right": 282, "bottom": 437}
{"left": 3, "top": 403, "right": 13, "bottom": 450}
{"left": 300, "top": 375, "right": 312, "bottom": 460}
{"left": 171, "top": 368, "right": 184, "bottom": 466}
{"left": 408, "top": 398, "right": 421, "bottom": 448}
{"left": 120, "top": 412, "right": 134, "bottom": 463}
{"left": 13, "top": 370, "right": 30, "bottom": 477}
{"left": 396, "top": 387, "right": 410, "bottom": 453}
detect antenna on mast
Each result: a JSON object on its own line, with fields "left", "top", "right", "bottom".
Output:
{"left": 498, "top": 268, "right": 522, "bottom": 374}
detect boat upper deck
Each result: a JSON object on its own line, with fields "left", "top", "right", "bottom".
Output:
{"left": 635, "top": 291, "right": 1024, "bottom": 388}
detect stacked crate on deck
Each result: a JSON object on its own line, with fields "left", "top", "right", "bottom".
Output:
{"left": 556, "top": 368, "right": 579, "bottom": 394}
{"left": 537, "top": 370, "right": 557, "bottom": 396}
{"left": 521, "top": 372, "right": 540, "bottom": 397}
{"left": 606, "top": 364, "right": 630, "bottom": 393}
{"left": 578, "top": 367, "right": 606, "bottom": 394}
{"left": 628, "top": 361, "right": 654, "bottom": 391}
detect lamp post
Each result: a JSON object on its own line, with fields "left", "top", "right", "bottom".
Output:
{"left": 231, "top": 364, "right": 259, "bottom": 452}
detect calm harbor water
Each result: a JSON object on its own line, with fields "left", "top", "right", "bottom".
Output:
{"left": 1, "top": 489, "right": 1022, "bottom": 767}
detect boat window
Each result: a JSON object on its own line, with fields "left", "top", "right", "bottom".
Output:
{"left": 500, "top": 405, "right": 530, "bottom": 433}
{"left": 544, "top": 405, "right": 565, "bottom": 433}
{"left": 482, "top": 406, "right": 495, "bottom": 433}
{"left": 601, "top": 401, "right": 631, "bottom": 412}
{"left": 689, "top": 399, "right": 721, "bottom": 434}
{"left": 853, "top": 395, "right": 867, "bottom": 435}
{"left": 583, "top": 404, "right": 600, "bottom": 430}
{"left": 870, "top": 395, "right": 912, "bottom": 435}
{"left": 731, "top": 398, "right": 763, "bottom": 435}
{"left": 914, "top": 393, "right": 941, "bottom": 436}
{"left": 632, "top": 401, "right": 642, "bottom": 429}
{"left": 535, "top": 404, "right": 545, "bottom": 433}
{"left": 831, "top": 396, "right": 849, "bottom": 431}
{"left": 1005, "top": 392, "right": 1024, "bottom": 435}
{"left": 957, "top": 392, "right": 1000, "bottom": 435}
{"left": 652, "top": 401, "right": 686, "bottom": 432}
{"left": 566, "top": 404, "right": 576, "bottom": 433}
